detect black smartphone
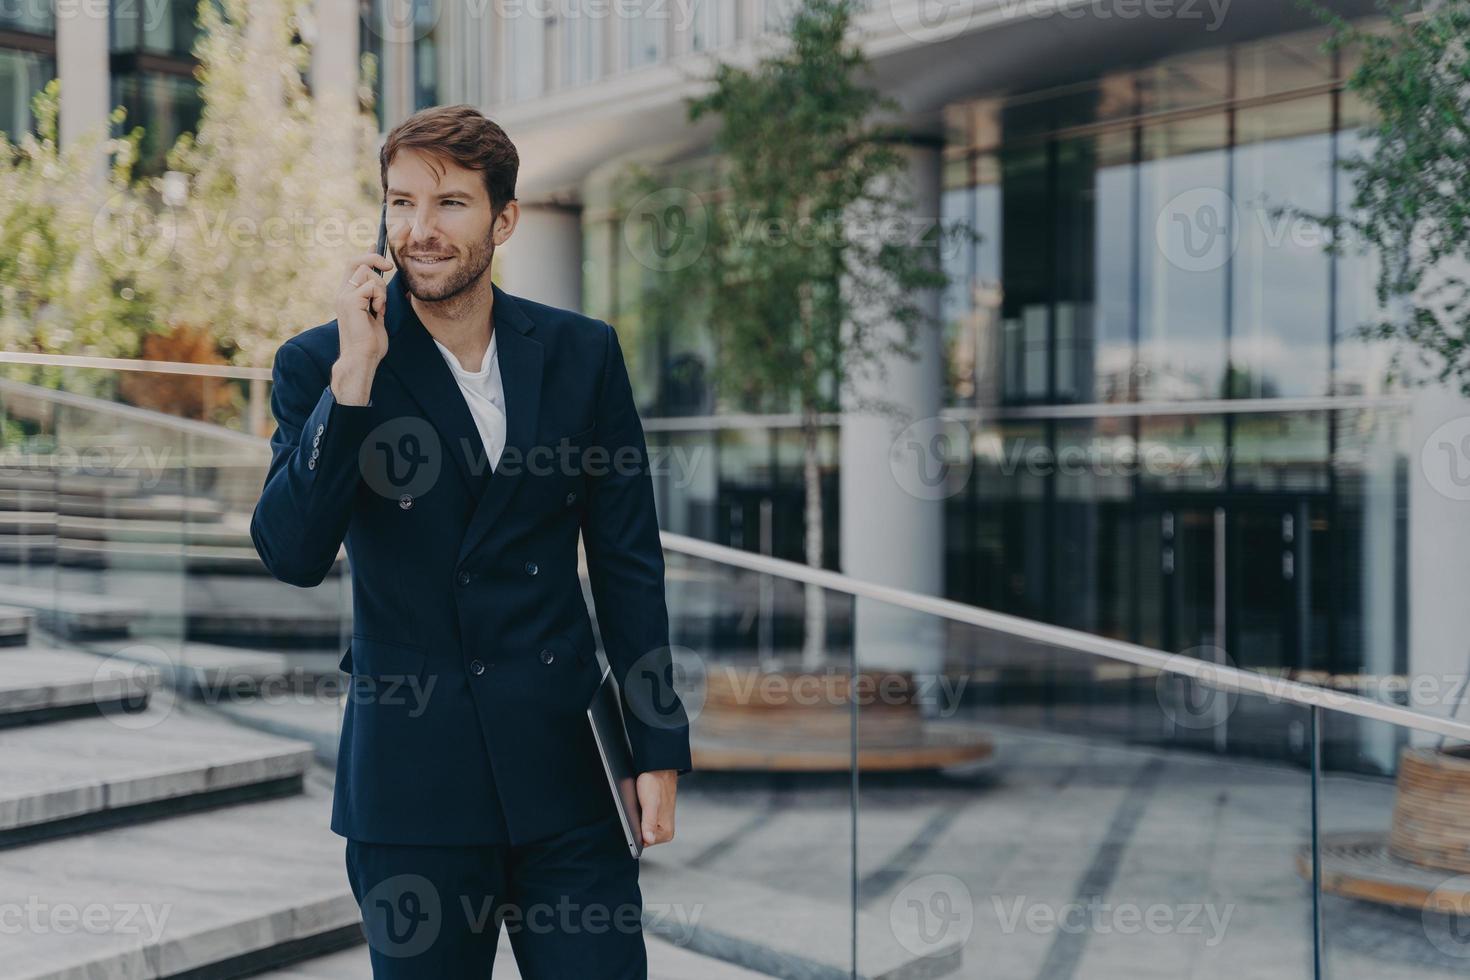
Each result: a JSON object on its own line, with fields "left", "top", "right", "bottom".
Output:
{"left": 374, "top": 200, "right": 388, "bottom": 273}
{"left": 370, "top": 200, "right": 387, "bottom": 319}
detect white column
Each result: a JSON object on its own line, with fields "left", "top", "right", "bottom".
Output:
{"left": 310, "top": 0, "right": 360, "bottom": 109}
{"left": 840, "top": 140, "right": 947, "bottom": 702}
{"left": 56, "top": 3, "right": 110, "bottom": 168}
{"left": 1408, "top": 385, "right": 1470, "bottom": 747}
{"left": 502, "top": 203, "right": 584, "bottom": 311}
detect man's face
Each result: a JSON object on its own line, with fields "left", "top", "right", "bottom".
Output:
{"left": 384, "top": 148, "right": 507, "bottom": 302}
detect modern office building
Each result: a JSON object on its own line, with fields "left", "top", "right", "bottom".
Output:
{"left": 22, "top": 0, "right": 1470, "bottom": 767}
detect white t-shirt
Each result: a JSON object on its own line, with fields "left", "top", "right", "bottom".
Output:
{"left": 431, "top": 330, "right": 506, "bottom": 475}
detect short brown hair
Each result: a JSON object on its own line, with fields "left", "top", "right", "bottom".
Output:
{"left": 380, "top": 104, "right": 519, "bottom": 216}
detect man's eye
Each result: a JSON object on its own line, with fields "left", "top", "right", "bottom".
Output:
{"left": 443, "top": 200, "right": 465, "bottom": 207}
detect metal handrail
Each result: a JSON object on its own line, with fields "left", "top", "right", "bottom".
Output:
{"left": 5, "top": 362, "right": 1454, "bottom": 740}
{"left": 0, "top": 378, "right": 268, "bottom": 448}
{"left": 659, "top": 530, "right": 1470, "bottom": 744}
{"left": 0, "top": 350, "right": 272, "bottom": 381}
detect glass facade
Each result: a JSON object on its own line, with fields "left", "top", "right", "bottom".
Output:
{"left": 0, "top": 47, "right": 52, "bottom": 141}
{"left": 0, "top": 4, "right": 55, "bottom": 143}
{"left": 593, "top": 20, "right": 1407, "bottom": 764}
{"left": 110, "top": 0, "right": 204, "bottom": 175}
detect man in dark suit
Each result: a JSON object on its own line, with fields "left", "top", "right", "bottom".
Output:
{"left": 249, "top": 104, "right": 692, "bottom": 978}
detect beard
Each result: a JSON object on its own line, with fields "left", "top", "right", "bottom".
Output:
{"left": 394, "top": 226, "right": 495, "bottom": 303}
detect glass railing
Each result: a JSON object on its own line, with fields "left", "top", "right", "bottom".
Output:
{"left": 1, "top": 357, "right": 1466, "bottom": 978}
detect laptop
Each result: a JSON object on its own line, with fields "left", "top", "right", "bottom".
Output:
{"left": 586, "top": 664, "right": 644, "bottom": 859}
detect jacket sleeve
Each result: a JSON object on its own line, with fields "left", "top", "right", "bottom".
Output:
{"left": 580, "top": 321, "right": 694, "bottom": 776}
{"left": 249, "top": 339, "right": 379, "bottom": 588}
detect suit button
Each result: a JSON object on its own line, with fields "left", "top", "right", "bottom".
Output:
{"left": 308, "top": 457, "right": 317, "bottom": 470}
{"left": 565, "top": 491, "right": 577, "bottom": 505}
{"left": 399, "top": 494, "right": 414, "bottom": 510}
{"left": 315, "top": 423, "right": 325, "bottom": 436}
{"left": 524, "top": 561, "right": 538, "bottom": 576}
{"left": 456, "top": 570, "right": 472, "bottom": 586}
{"left": 539, "top": 649, "right": 555, "bottom": 664}
{"left": 470, "top": 659, "right": 485, "bottom": 675}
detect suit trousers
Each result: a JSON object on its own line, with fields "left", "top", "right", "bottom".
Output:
{"left": 344, "top": 810, "right": 648, "bottom": 978}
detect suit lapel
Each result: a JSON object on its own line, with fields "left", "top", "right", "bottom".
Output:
{"left": 378, "top": 274, "right": 543, "bottom": 565}
{"left": 379, "top": 272, "right": 489, "bottom": 497}
{"left": 457, "top": 284, "right": 541, "bottom": 566}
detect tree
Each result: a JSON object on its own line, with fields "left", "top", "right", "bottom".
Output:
{"left": 621, "top": 0, "right": 974, "bottom": 668}
{"left": 151, "top": 0, "right": 382, "bottom": 367}
{"left": 0, "top": 81, "right": 157, "bottom": 377}
{"left": 1295, "top": 0, "right": 1470, "bottom": 394}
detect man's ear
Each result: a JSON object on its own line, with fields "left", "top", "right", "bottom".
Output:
{"left": 493, "top": 199, "right": 520, "bottom": 246}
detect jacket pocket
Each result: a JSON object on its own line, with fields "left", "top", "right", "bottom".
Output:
{"left": 347, "top": 634, "right": 427, "bottom": 681}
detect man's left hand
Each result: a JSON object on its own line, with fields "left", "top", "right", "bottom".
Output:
{"left": 636, "top": 770, "right": 678, "bottom": 847}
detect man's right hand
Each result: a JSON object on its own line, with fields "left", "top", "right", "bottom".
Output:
{"left": 332, "top": 252, "right": 393, "bottom": 405}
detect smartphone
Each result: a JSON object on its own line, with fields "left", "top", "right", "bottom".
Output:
{"left": 370, "top": 200, "right": 387, "bottom": 318}
{"left": 374, "top": 200, "right": 388, "bottom": 273}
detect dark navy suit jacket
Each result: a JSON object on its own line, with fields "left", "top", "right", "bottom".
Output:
{"left": 249, "top": 271, "right": 693, "bottom": 846}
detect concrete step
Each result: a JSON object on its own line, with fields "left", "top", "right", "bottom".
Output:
{"left": 257, "top": 928, "right": 780, "bottom": 978}
{"left": 79, "top": 639, "right": 341, "bottom": 699}
{"left": 212, "top": 691, "right": 343, "bottom": 768}
{"left": 0, "top": 583, "right": 145, "bottom": 638}
{"left": 57, "top": 512, "right": 253, "bottom": 546}
{"left": 187, "top": 607, "right": 347, "bottom": 646}
{"left": 55, "top": 538, "right": 286, "bottom": 574}
{"left": 639, "top": 859, "right": 963, "bottom": 980}
{"left": 0, "top": 602, "right": 36, "bottom": 644}
{"left": 0, "top": 779, "right": 361, "bottom": 980}
{"left": 0, "top": 691, "right": 313, "bottom": 847}
{"left": 0, "top": 471, "right": 147, "bottom": 496}
{"left": 0, "top": 646, "right": 156, "bottom": 727}
{"left": 58, "top": 492, "right": 227, "bottom": 523}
